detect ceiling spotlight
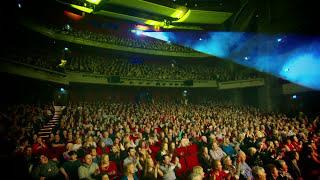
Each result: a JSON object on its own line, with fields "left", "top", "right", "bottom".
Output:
{"left": 199, "top": 38, "right": 202, "bottom": 41}
{"left": 244, "top": 56, "right": 249, "bottom": 60}
{"left": 277, "top": 38, "right": 282, "bottom": 42}
{"left": 18, "top": 3, "right": 21, "bottom": 8}
{"left": 60, "top": 88, "right": 65, "bottom": 92}
{"left": 64, "top": 47, "right": 69, "bottom": 51}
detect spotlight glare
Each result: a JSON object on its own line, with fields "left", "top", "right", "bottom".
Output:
{"left": 277, "top": 38, "right": 282, "bottom": 42}
{"left": 64, "top": 47, "right": 69, "bottom": 51}
{"left": 292, "top": 95, "right": 297, "bottom": 99}
{"left": 60, "top": 88, "right": 65, "bottom": 92}
{"left": 86, "top": 0, "right": 101, "bottom": 5}
{"left": 18, "top": 3, "right": 21, "bottom": 8}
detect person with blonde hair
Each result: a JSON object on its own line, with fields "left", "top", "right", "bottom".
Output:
{"left": 189, "top": 166, "right": 205, "bottom": 180}
{"left": 252, "top": 166, "right": 266, "bottom": 180}
{"left": 121, "top": 162, "right": 138, "bottom": 180}
{"left": 142, "top": 156, "right": 163, "bottom": 180}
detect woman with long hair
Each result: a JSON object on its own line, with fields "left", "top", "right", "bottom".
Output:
{"left": 142, "top": 156, "right": 163, "bottom": 180}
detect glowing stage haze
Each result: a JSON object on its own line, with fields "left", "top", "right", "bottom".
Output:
{"left": 141, "top": 31, "right": 320, "bottom": 90}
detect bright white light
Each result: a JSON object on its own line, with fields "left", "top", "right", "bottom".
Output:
{"left": 18, "top": 3, "right": 21, "bottom": 8}
{"left": 60, "top": 88, "right": 65, "bottom": 92}
{"left": 199, "top": 38, "right": 202, "bottom": 41}
{"left": 292, "top": 95, "right": 297, "bottom": 99}
{"left": 64, "top": 47, "right": 69, "bottom": 51}
{"left": 244, "top": 56, "right": 249, "bottom": 60}
{"left": 136, "top": 30, "right": 142, "bottom": 36}
{"left": 183, "top": 90, "right": 187, "bottom": 93}
{"left": 277, "top": 38, "right": 282, "bottom": 42}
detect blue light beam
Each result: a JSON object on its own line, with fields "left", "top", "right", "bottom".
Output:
{"left": 141, "top": 31, "right": 320, "bottom": 90}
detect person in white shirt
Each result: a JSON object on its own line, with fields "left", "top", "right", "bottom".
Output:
{"left": 210, "top": 142, "right": 227, "bottom": 160}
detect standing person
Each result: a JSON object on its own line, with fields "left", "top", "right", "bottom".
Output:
{"left": 78, "top": 154, "right": 100, "bottom": 180}
{"left": 159, "top": 154, "right": 181, "bottom": 180}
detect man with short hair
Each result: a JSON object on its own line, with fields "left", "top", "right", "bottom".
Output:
{"left": 60, "top": 151, "right": 81, "bottom": 180}
{"left": 32, "top": 154, "right": 61, "bottom": 180}
{"left": 159, "top": 154, "right": 181, "bottom": 180}
{"left": 78, "top": 154, "right": 100, "bottom": 180}
{"left": 101, "top": 131, "right": 113, "bottom": 146}
{"left": 123, "top": 147, "right": 142, "bottom": 173}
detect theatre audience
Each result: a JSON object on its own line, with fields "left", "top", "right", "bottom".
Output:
{"left": 3, "top": 99, "right": 319, "bottom": 180}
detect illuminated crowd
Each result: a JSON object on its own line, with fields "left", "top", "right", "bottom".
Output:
{"left": 3, "top": 53, "right": 260, "bottom": 81}
{"left": 50, "top": 26, "right": 194, "bottom": 52}
{"left": 7, "top": 100, "right": 320, "bottom": 179}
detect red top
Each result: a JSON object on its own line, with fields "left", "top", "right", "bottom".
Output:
{"left": 210, "top": 170, "right": 229, "bottom": 180}
{"left": 285, "top": 143, "right": 295, "bottom": 151}
{"left": 96, "top": 146, "right": 110, "bottom": 156}
{"left": 32, "top": 143, "right": 48, "bottom": 155}
{"left": 100, "top": 161, "right": 118, "bottom": 179}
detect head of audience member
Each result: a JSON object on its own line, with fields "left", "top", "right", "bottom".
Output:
{"left": 237, "top": 151, "right": 246, "bottom": 163}
{"left": 212, "top": 160, "right": 223, "bottom": 172}
{"left": 39, "top": 154, "right": 49, "bottom": 165}
{"left": 124, "top": 162, "right": 135, "bottom": 176}
{"left": 127, "top": 147, "right": 136, "bottom": 158}
{"left": 68, "top": 150, "right": 78, "bottom": 161}
{"left": 84, "top": 154, "right": 93, "bottom": 165}
{"left": 162, "top": 154, "right": 172, "bottom": 165}
{"left": 252, "top": 166, "right": 267, "bottom": 180}
{"left": 265, "top": 164, "right": 279, "bottom": 180}
{"left": 190, "top": 166, "right": 205, "bottom": 180}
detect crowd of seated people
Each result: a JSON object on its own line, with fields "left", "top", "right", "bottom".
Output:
{"left": 49, "top": 25, "right": 195, "bottom": 53}
{"left": 1, "top": 52, "right": 260, "bottom": 81}
{"left": 6, "top": 99, "right": 320, "bottom": 179}
{"left": 66, "top": 55, "right": 260, "bottom": 81}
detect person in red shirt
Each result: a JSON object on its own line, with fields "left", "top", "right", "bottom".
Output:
{"left": 100, "top": 154, "right": 118, "bottom": 180}
{"left": 210, "top": 160, "right": 230, "bottom": 180}
{"left": 32, "top": 137, "right": 48, "bottom": 155}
